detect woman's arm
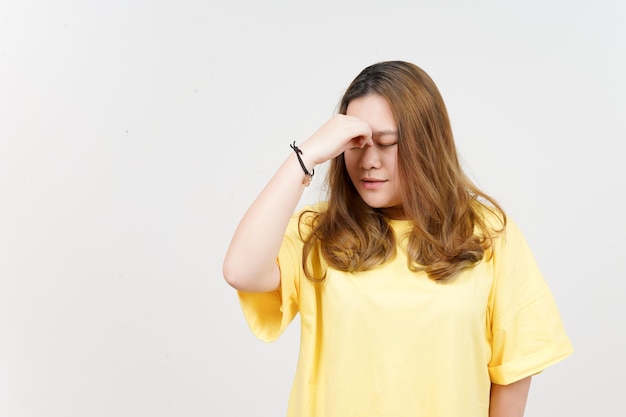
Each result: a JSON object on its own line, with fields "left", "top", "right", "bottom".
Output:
{"left": 489, "top": 376, "right": 532, "bottom": 417}
{"left": 222, "top": 152, "right": 311, "bottom": 292}
{"left": 222, "top": 115, "right": 372, "bottom": 292}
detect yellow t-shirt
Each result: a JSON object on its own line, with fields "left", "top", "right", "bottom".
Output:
{"left": 238, "top": 204, "right": 573, "bottom": 417}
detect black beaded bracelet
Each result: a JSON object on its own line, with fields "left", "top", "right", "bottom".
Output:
{"left": 290, "top": 141, "right": 315, "bottom": 186}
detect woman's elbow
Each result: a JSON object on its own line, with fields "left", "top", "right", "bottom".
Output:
{"left": 222, "top": 258, "right": 279, "bottom": 292}
{"left": 222, "top": 258, "right": 246, "bottom": 290}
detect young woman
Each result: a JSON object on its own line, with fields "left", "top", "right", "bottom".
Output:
{"left": 223, "top": 60, "right": 573, "bottom": 417}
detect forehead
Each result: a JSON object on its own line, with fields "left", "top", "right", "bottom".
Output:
{"left": 346, "top": 94, "right": 397, "bottom": 133}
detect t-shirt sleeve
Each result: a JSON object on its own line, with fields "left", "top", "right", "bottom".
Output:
{"left": 236, "top": 211, "right": 304, "bottom": 343}
{"left": 487, "top": 219, "right": 574, "bottom": 385}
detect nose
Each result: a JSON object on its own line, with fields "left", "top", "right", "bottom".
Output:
{"left": 359, "top": 142, "right": 382, "bottom": 170}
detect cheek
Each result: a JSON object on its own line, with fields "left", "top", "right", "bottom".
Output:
{"left": 343, "top": 152, "right": 360, "bottom": 178}
{"left": 384, "top": 153, "right": 399, "bottom": 175}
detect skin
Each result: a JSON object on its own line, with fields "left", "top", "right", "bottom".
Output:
{"left": 344, "top": 95, "right": 406, "bottom": 219}
{"left": 490, "top": 376, "right": 532, "bottom": 417}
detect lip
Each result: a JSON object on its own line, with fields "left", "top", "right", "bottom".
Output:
{"left": 361, "top": 177, "right": 387, "bottom": 189}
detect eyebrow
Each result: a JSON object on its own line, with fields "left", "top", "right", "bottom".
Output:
{"left": 373, "top": 130, "right": 398, "bottom": 139}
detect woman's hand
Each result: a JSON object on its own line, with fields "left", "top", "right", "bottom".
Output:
{"left": 297, "top": 114, "right": 373, "bottom": 168}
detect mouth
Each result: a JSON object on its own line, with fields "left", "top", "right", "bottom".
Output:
{"left": 361, "top": 178, "right": 387, "bottom": 189}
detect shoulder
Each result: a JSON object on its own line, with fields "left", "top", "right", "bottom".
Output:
{"left": 489, "top": 214, "right": 538, "bottom": 271}
{"left": 285, "top": 201, "right": 328, "bottom": 238}
{"left": 474, "top": 201, "right": 506, "bottom": 230}
{"left": 296, "top": 201, "right": 328, "bottom": 215}
{"left": 292, "top": 201, "right": 328, "bottom": 224}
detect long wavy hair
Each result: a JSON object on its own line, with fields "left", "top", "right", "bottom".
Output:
{"left": 301, "top": 61, "right": 505, "bottom": 282}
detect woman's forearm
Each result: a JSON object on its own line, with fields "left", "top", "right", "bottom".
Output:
{"left": 489, "top": 376, "right": 532, "bottom": 417}
{"left": 222, "top": 152, "right": 311, "bottom": 292}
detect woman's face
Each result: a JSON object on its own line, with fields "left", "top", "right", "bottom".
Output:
{"left": 344, "top": 94, "right": 405, "bottom": 219}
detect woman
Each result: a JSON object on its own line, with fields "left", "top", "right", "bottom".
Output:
{"left": 223, "top": 60, "right": 573, "bottom": 417}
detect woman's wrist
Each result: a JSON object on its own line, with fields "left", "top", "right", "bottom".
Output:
{"left": 289, "top": 142, "right": 317, "bottom": 186}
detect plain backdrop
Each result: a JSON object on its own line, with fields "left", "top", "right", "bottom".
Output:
{"left": 1, "top": 0, "right": 624, "bottom": 416}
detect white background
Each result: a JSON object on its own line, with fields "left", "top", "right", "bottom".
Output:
{"left": 1, "top": 0, "right": 624, "bottom": 416}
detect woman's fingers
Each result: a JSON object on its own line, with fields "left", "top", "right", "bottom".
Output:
{"left": 301, "top": 115, "right": 372, "bottom": 165}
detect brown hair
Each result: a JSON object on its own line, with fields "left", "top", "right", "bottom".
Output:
{"left": 301, "top": 61, "right": 505, "bottom": 281}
